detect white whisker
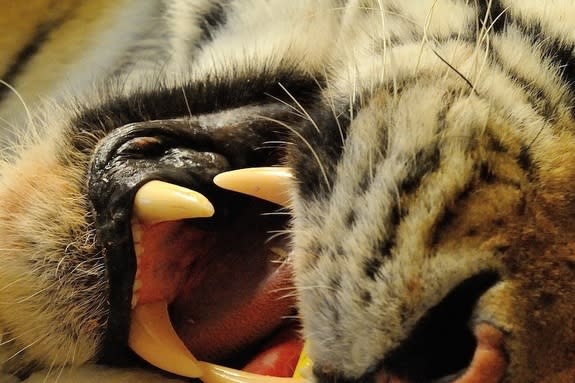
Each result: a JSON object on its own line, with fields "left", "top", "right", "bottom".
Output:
{"left": 278, "top": 82, "right": 321, "bottom": 134}
{"left": 260, "top": 115, "right": 330, "bottom": 188}
{"left": 181, "top": 86, "right": 193, "bottom": 118}
{"left": 3, "top": 334, "right": 49, "bottom": 363}
{"left": 0, "top": 79, "right": 33, "bottom": 128}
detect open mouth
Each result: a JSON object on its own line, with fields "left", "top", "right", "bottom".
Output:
{"left": 126, "top": 168, "right": 308, "bottom": 382}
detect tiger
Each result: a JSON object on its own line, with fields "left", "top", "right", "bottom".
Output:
{"left": 1, "top": 0, "right": 575, "bottom": 382}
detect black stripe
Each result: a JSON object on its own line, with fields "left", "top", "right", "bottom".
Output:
{"left": 430, "top": 208, "right": 457, "bottom": 247}
{"left": 0, "top": 20, "right": 62, "bottom": 104}
{"left": 363, "top": 206, "right": 400, "bottom": 281}
{"left": 399, "top": 146, "right": 441, "bottom": 194}
{"left": 476, "top": 0, "right": 508, "bottom": 35}
{"left": 517, "top": 144, "right": 533, "bottom": 171}
{"left": 523, "top": 25, "right": 575, "bottom": 93}
{"left": 487, "top": 9, "right": 575, "bottom": 103}
{"left": 489, "top": 30, "right": 563, "bottom": 124}
{"left": 364, "top": 256, "right": 383, "bottom": 280}
{"left": 480, "top": 1, "right": 575, "bottom": 89}
{"left": 516, "top": 21, "right": 575, "bottom": 118}
{"left": 362, "top": 145, "right": 442, "bottom": 280}
{"left": 196, "top": 0, "right": 231, "bottom": 45}
{"left": 291, "top": 106, "right": 349, "bottom": 200}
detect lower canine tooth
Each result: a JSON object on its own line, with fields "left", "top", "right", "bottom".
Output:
{"left": 129, "top": 301, "right": 202, "bottom": 377}
{"left": 213, "top": 167, "right": 292, "bottom": 207}
{"left": 134, "top": 180, "right": 214, "bottom": 224}
{"left": 129, "top": 302, "right": 307, "bottom": 383}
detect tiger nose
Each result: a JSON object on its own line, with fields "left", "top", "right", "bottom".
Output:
{"left": 315, "top": 271, "right": 506, "bottom": 383}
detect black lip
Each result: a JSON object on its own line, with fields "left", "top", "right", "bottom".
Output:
{"left": 88, "top": 119, "right": 231, "bottom": 364}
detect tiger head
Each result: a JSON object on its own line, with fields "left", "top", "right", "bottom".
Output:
{"left": 1, "top": 1, "right": 575, "bottom": 383}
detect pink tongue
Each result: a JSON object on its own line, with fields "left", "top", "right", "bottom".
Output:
{"left": 242, "top": 326, "right": 303, "bottom": 377}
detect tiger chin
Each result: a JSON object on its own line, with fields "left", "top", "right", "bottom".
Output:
{"left": 3, "top": 1, "right": 575, "bottom": 383}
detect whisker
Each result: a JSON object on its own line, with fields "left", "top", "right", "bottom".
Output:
{"left": 0, "top": 79, "right": 33, "bottom": 128}
{"left": 266, "top": 231, "right": 293, "bottom": 243}
{"left": 264, "top": 93, "right": 307, "bottom": 119}
{"left": 430, "top": 47, "right": 478, "bottom": 96}
{"left": 322, "top": 68, "right": 346, "bottom": 146}
{"left": 181, "top": 86, "right": 193, "bottom": 118}
{"left": 260, "top": 116, "right": 330, "bottom": 188}
{"left": 3, "top": 334, "right": 49, "bottom": 363}
{"left": 261, "top": 211, "right": 292, "bottom": 216}
{"left": 0, "top": 282, "right": 56, "bottom": 305}
{"left": 416, "top": 0, "right": 441, "bottom": 74}
{"left": 0, "top": 325, "right": 48, "bottom": 346}
{"left": 278, "top": 83, "right": 321, "bottom": 134}
{"left": 473, "top": 2, "right": 510, "bottom": 88}
{"left": 41, "top": 350, "right": 63, "bottom": 383}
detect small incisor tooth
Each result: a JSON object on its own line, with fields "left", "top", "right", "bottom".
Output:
{"left": 213, "top": 167, "right": 293, "bottom": 207}
{"left": 133, "top": 180, "right": 214, "bottom": 224}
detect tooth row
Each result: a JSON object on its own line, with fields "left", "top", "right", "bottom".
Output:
{"left": 133, "top": 168, "right": 292, "bottom": 226}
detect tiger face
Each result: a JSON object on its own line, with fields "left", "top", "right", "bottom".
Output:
{"left": 2, "top": 1, "right": 575, "bottom": 383}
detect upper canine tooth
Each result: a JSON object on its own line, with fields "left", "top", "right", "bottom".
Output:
{"left": 134, "top": 180, "right": 214, "bottom": 224}
{"left": 129, "top": 301, "right": 203, "bottom": 378}
{"left": 213, "top": 167, "right": 293, "bottom": 207}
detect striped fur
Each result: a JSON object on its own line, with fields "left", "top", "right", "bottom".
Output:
{"left": 2, "top": 1, "right": 575, "bottom": 382}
